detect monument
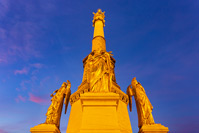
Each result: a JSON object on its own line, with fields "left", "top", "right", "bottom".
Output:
{"left": 30, "top": 9, "right": 169, "bottom": 133}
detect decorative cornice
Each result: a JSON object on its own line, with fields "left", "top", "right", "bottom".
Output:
{"left": 70, "top": 81, "right": 129, "bottom": 105}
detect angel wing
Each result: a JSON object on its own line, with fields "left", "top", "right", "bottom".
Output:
{"left": 127, "top": 85, "right": 133, "bottom": 112}
{"left": 64, "top": 80, "right": 71, "bottom": 114}
{"left": 64, "top": 90, "right": 71, "bottom": 114}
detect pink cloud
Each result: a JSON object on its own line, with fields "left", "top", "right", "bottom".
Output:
{"left": 14, "top": 67, "right": 28, "bottom": 75}
{"left": 16, "top": 88, "right": 20, "bottom": 91}
{"left": 0, "top": 58, "right": 6, "bottom": 63}
{"left": 15, "top": 95, "right": 26, "bottom": 103}
{"left": 31, "top": 63, "right": 43, "bottom": 69}
{"left": 29, "top": 93, "right": 49, "bottom": 104}
{"left": 0, "top": 129, "right": 8, "bottom": 133}
{"left": 0, "top": 53, "right": 8, "bottom": 63}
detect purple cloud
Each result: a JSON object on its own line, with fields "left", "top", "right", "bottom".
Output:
{"left": 0, "top": 0, "right": 10, "bottom": 18}
{"left": 31, "top": 63, "right": 43, "bottom": 69}
{"left": 0, "top": 27, "right": 6, "bottom": 39}
{"left": 14, "top": 67, "right": 29, "bottom": 75}
{"left": 16, "top": 88, "right": 20, "bottom": 91}
{"left": 0, "top": 129, "right": 8, "bottom": 133}
{"left": 0, "top": 56, "right": 7, "bottom": 63}
{"left": 0, "top": 21, "right": 42, "bottom": 64}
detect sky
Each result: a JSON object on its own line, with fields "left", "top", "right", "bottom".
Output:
{"left": 0, "top": 0, "right": 199, "bottom": 133}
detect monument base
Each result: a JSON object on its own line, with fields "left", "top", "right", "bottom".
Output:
{"left": 30, "top": 124, "right": 60, "bottom": 133}
{"left": 139, "top": 124, "right": 169, "bottom": 133}
{"left": 67, "top": 93, "right": 132, "bottom": 133}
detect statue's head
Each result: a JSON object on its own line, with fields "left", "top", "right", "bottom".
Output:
{"left": 62, "top": 82, "right": 67, "bottom": 87}
{"left": 131, "top": 77, "right": 138, "bottom": 88}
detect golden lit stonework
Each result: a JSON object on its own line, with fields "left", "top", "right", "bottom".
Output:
{"left": 127, "top": 78, "right": 155, "bottom": 126}
{"left": 30, "top": 9, "right": 169, "bottom": 133}
{"left": 92, "top": 9, "right": 105, "bottom": 27}
{"left": 30, "top": 80, "right": 71, "bottom": 133}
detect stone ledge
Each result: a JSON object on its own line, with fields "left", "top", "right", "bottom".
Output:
{"left": 139, "top": 124, "right": 169, "bottom": 133}
{"left": 80, "top": 93, "right": 119, "bottom": 106}
{"left": 30, "top": 124, "right": 60, "bottom": 133}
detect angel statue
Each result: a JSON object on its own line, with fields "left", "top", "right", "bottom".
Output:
{"left": 44, "top": 80, "right": 71, "bottom": 129}
{"left": 127, "top": 77, "right": 155, "bottom": 128}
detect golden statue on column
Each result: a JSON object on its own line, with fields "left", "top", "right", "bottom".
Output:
{"left": 30, "top": 9, "right": 169, "bottom": 133}
{"left": 127, "top": 78, "right": 155, "bottom": 127}
{"left": 45, "top": 80, "right": 71, "bottom": 128}
{"left": 127, "top": 77, "right": 168, "bottom": 132}
{"left": 30, "top": 80, "right": 71, "bottom": 133}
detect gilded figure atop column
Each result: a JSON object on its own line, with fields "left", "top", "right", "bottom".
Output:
{"left": 93, "top": 9, "right": 105, "bottom": 27}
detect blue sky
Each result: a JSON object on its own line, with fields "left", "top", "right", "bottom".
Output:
{"left": 0, "top": 0, "right": 199, "bottom": 133}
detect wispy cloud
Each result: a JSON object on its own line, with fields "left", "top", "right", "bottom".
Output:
{"left": 29, "top": 93, "right": 49, "bottom": 104}
{"left": 14, "top": 67, "right": 29, "bottom": 75}
{"left": 14, "top": 63, "right": 43, "bottom": 75}
{"left": 0, "top": 57, "right": 7, "bottom": 63}
{"left": 39, "top": 76, "right": 51, "bottom": 87}
{"left": 0, "top": 27, "right": 6, "bottom": 39}
{"left": 19, "top": 80, "right": 31, "bottom": 90}
{"left": 31, "top": 63, "right": 43, "bottom": 69}
{"left": 0, "top": 21, "right": 42, "bottom": 64}
{"left": 14, "top": 63, "right": 45, "bottom": 92}
{"left": 0, "top": 0, "right": 10, "bottom": 19}
{"left": 0, "top": 0, "right": 61, "bottom": 65}
{"left": 0, "top": 129, "right": 8, "bottom": 133}
{"left": 15, "top": 95, "right": 26, "bottom": 103}
{"left": 16, "top": 88, "right": 20, "bottom": 91}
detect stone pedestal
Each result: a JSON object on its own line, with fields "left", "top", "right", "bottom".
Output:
{"left": 30, "top": 124, "right": 60, "bottom": 133}
{"left": 66, "top": 93, "right": 132, "bottom": 133}
{"left": 139, "top": 124, "right": 169, "bottom": 133}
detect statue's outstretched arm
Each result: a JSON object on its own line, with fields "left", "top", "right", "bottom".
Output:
{"left": 50, "top": 89, "right": 58, "bottom": 97}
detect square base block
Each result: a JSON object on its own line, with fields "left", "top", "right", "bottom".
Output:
{"left": 30, "top": 124, "right": 60, "bottom": 133}
{"left": 66, "top": 93, "right": 132, "bottom": 133}
{"left": 139, "top": 124, "right": 169, "bottom": 133}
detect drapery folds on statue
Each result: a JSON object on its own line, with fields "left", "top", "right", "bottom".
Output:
{"left": 127, "top": 77, "right": 155, "bottom": 128}
{"left": 45, "top": 80, "right": 71, "bottom": 129}
{"left": 86, "top": 50, "right": 113, "bottom": 92}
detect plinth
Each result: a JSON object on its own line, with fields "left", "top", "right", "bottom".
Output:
{"left": 139, "top": 124, "right": 169, "bottom": 133}
{"left": 30, "top": 124, "right": 60, "bottom": 133}
{"left": 66, "top": 93, "right": 132, "bottom": 133}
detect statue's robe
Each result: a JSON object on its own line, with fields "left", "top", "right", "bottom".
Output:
{"left": 87, "top": 52, "right": 112, "bottom": 92}
{"left": 45, "top": 85, "right": 67, "bottom": 128}
{"left": 134, "top": 83, "right": 155, "bottom": 128}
